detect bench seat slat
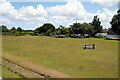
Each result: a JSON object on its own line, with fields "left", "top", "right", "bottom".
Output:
{"left": 84, "top": 44, "right": 95, "bottom": 49}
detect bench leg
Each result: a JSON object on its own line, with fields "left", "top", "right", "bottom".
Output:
{"left": 84, "top": 47, "right": 86, "bottom": 49}
{"left": 93, "top": 44, "right": 95, "bottom": 49}
{"left": 84, "top": 45, "right": 86, "bottom": 49}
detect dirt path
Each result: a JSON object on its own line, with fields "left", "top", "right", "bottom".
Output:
{"left": 2, "top": 55, "right": 70, "bottom": 78}
{"left": 2, "top": 58, "right": 47, "bottom": 78}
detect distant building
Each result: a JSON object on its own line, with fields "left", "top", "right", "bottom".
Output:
{"left": 103, "top": 28, "right": 108, "bottom": 33}
{"left": 96, "top": 33, "right": 107, "bottom": 37}
{"left": 107, "top": 28, "right": 115, "bottom": 35}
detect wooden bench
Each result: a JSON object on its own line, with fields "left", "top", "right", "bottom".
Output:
{"left": 84, "top": 44, "right": 95, "bottom": 49}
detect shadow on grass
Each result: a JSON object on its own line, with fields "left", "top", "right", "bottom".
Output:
{"left": 83, "top": 47, "right": 95, "bottom": 50}
{"left": 104, "top": 38, "right": 120, "bottom": 41}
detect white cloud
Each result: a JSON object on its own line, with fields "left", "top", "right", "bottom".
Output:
{"left": 18, "top": 5, "right": 47, "bottom": 21}
{"left": 91, "top": 0, "right": 119, "bottom": 7}
{"left": 0, "top": 18, "right": 15, "bottom": 25}
{"left": 0, "top": 0, "right": 47, "bottom": 23}
{"left": 64, "top": 0, "right": 78, "bottom": 2}
{"left": 98, "top": 8, "right": 117, "bottom": 28}
{"left": 99, "top": 8, "right": 116, "bottom": 22}
{"left": 0, "top": 0, "right": 118, "bottom": 29}
{"left": 0, "top": 1, "right": 18, "bottom": 19}
{"left": 37, "top": 21, "right": 54, "bottom": 27}
{"left": 0, "top": 0, "right": 6, "bottom": 4}
{"left": 47, "top": 1, "right": 86, "bottom": 25}
{"left": 33, "top": 23, "right": 43, "bottom": 30}
{"left": 47, "top": 0, "right": 117, "bottom": 28}
{"left": 86, "top": 8, "right": 117, "bottom": 28}
{"left": 27, "top": 21, "right": 34, "bottom": 24}
{"left": 37, "top": 23, "right": 43, "bottom": 27}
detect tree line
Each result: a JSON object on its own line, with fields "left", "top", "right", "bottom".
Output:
{"left": 0, "top": 9, "right": 120, "bottom": 38}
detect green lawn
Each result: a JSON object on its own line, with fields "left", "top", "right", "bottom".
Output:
{"left": 2, "top": 36, "right": 118, "bottom": 78}
{"left": 2, "top": 67, "right": 20, "bottom": 78}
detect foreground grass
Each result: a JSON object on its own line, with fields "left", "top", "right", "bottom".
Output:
{"left": 2, "top": 36, "right": 118, "bottom": 78}
{"left": 2, "top": 59, "right": 45, "bottom": 78}
{"left": 2, "top": 67, "right": 20, "bottom": 78}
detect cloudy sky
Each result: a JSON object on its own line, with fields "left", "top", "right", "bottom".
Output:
{"left": 0, "top": 0, "right": 119, "bottom": 30}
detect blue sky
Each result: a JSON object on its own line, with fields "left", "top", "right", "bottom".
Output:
{"left": 0, "top": 0, "right": 119, "bottom": 30}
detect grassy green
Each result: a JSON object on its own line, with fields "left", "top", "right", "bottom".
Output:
{"left": 2, "top": 36, "right": 118, "bottom": 78}
{"left": 2, "top": 67, "right": 20, "bottom": 78}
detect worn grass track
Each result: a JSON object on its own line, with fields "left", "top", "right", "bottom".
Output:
{"left": 2, "top": 58, "right": 50, "bottom": 78}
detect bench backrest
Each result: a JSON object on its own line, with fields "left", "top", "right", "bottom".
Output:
{"left": 84, "top": 44, "right": 95, "bottom": 49}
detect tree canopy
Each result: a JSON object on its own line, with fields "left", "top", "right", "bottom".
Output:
{"left": 0, "top": 15, "right": 104, "bottom": 37}
{"left": 70, "top": 22, "right": 82, "bottom": 34}
{"left": 110, "top": 9, "right": 120, "bottom": 35}
{"left": 34, "top": 23, "right": 55, "bottom": 36}
{"left": 0, "top": 25, "right": 9, "bottom": 32}
{"left": 17, "top": 27, "right": 23, "bottom": 32}
{"left": 11, "top": 27, "right": 16, "bottom": 31}
{"left": 91, "top": 15, "right": 103, "bottom": 37}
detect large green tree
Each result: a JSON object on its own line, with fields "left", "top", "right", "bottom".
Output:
{"left": 85, "top": 23, "right": 94, "bottom": 36}
{"left": 10, "top": 27, "right": 16, "bottom": 34}
{"left": 110, "top": 9, "right": 120, "bottom": 35}
{"left": 0, "top": 25, "right": 9, "bottom": 32}
{"left": 34, "top": 23, "right": 55, "bottom": 35}
{"left": 11, "top": 27, "right": 16, "bottom": 31}
{"left": 91, "top": 15, "right": 103, "bottom": 37}
{"left": 17, "top": 27, "right": 23, "bottom": 32}
{"left": 70, "top": 22, "right": 82, "bottom": 34}
{"left": 69, "top": 22, "right": 94, "bottom": 36}
{"left": 58, "top": 25, "right": 68, "bottom": 35}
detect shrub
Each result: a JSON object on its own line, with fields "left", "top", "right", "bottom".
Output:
{"left": 33, "top": 33, "right": 39, "bottom": 36}
{"left": 95, "top": 34, "right": 103, "bottom": 38}
{"left": 85, "top": 36, "right": 90, "bottom": 38}
{"left": 2, "top": 32, "right": 12, "bottom": 35}
{"left": 53, "top": 35, "right": 66, "bottom": 38}
{"left": 104, "top": 37, "right": 112, "bottom": 40}
{"left": 13, "top": 32, "right": 25, "bottom": 36}
{"left": 65, "top": 34, "right": 70, "bottom": 38}
{"left": 70, "top": 34, "right": 83, "bottom": 38}
{"left": 49, "top": 33, "right": 53, "bottom": 37}
{"left": 40, "top": 33, "right": 45, "bottom": 36}
{"left": 29, "top": 33, "right": 34, "bottom": 36}
{"left": 70, "top": 34, "right": 77, "bottom": 38}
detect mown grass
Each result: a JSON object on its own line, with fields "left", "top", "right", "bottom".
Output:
{"left": 2, "top": 59, "right": 44, "bottom": 78}
{"left": 2, "top": 36, "right": 118, "bottom": 78}
{"left": 2, "top": 67, "right": 20, "bottom": 78}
